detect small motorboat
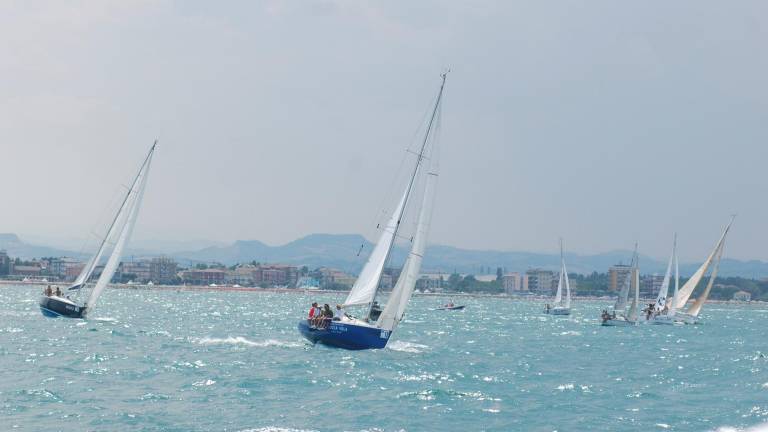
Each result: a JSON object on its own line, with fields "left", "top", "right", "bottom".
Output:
{"left": 434, "top": 304, "right": 465, "bottom": 311}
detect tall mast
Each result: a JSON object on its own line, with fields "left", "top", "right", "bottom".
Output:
{"left": 365, "top": 73, "right": 447, "bottom": 320}
{"left": 71, "top": 140, "right": 157, "bottom": 291}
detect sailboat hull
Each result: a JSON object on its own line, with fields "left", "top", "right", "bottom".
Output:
{"left": 545, "top": 307, "right": 571, "bottom": 315}
{"left": 672, "top": 312, "right": 699, "bottom": 325}
{"left": 298, "top": 320, "right": 390, "bottom": 350}
{"left": 38, "top": 296, "right": 86, "bottom": 318}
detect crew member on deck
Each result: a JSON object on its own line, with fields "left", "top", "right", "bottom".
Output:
{"left": 308, "top": 302, "right": 321, "bottom": 327}
{"left": 55, "top": 287, "right": 61, "bottom": 297}
{"left": 44, "top": 285, "right": 52, "bottom": 296}
{"left": 334, "top": 304, "right": 346, "bottom": 321}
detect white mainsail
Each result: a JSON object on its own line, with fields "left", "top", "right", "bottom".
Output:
{"left": 673, "top": 218, "right": 734, "bottom": 309}
{"left": 342, "top": 190, "right": 408, "bottom": 307}
{"left": 377, "top": 166, "right": 438, "bottom": 331}
{"left": 613, "top": 245, "right": 637, "bottom": 312}
{"left": 553, "top": 239, "right": 570, "bottom": 308}
{"left": 86, "top": 146, "right": 154, "bottom": 311}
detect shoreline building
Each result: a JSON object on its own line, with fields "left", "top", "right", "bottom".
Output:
{"left": 524, "top": 269, "right": 555, "bottom": 295}
{"left": 608, "top": 264, "right": 633, "bottom": 292}
{"left": 640, "top": 274, "right": 665, "bottom": 299}
{"left": 501, "top": 272, "right": 522, "bottom": 294}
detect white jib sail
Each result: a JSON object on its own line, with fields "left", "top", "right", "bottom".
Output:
{"left": 613, "top": 270, "right": 631, "bottom": 312}
{"left": 378, "top": 168, "right": 437, "bottom": 331}
{"left": 86, "top": 146, "right": 154, "bottom": 310}
{"left": 687, "top": 240, "right": 725, "bottom": 317}
{"left": 343, "top": 189, "right": 408, "bottom": 308}
{"left": 563, "top": 260, "right": 571, "bottom": 309}
{"left": 655, "top": 235, "right": 676, "bottom": 311}
{"left": 627, "top": 264, "right": 640, "bottom": 322}
{"left": 668, "top": 235, "right": 680, "bottom": 316}
{"left": 554, "top": 268, "right": 563, "bottom": 305}
{"left": 674, "top": 218, "right": 734, "bottom": 309}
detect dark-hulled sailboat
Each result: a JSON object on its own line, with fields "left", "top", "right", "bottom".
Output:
{"left": 39, "top": 142, "right": 156, "bottom": 318}
{"left": 298, "top": 73, "right": 446, "bottom": 350}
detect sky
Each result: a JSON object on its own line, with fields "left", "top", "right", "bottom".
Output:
{"left": 0, "top": 1, "right": 766, "bottom": 261}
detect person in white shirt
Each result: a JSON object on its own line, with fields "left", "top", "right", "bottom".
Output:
{"left": 334, "top": 304, "right": 346, "bottom": 321}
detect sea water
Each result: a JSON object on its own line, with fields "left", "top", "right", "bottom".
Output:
{"left": 1, "top": 285, "right": 767, "bottom": 432}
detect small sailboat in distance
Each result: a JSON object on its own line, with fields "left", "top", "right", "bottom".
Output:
{"left": 298, "top": 73, "right": 446, "bottom": 350}
{"left": 601, "top": 245, "right": 639, "bottom": 326}
{"left": 544, "top": 239, "right": 571, "bottom": 315}
{"left": 644, "top": 233, "right": 680, "bottom": 325}
{"left": 39, "top": 142, "right": 156, "bottom": 318}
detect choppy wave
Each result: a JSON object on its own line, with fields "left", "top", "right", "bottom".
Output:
{"left": 238, "top": 428, "right": 318, "bottom": 432}
{"left": 387, "top": 340, "right": 430, "bottom": 353}
{"left": 195, "top": 336, "right": 303, "bottom": 348}
{"left": 716, "top": 423, "right": 768, "bottom": 432}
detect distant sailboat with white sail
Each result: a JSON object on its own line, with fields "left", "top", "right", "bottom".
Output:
{"left": 601, "top": 245, "right": 639, "bottom": 326}
{"left": 643, "top": 233, "right": 679, "bottom": 325}
{"left": 39, "top": 142, "right": 156, "bottom": 318}
{"left": 664, "top": 217, "right": 734, "bottom": 324}
{"left": 298, "top": 73, "right": 446, "bottom": 350}
{"left": 544, "top": 239, "right": 571, "bottom": 316}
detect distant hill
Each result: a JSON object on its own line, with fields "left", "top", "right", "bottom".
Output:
{"left": 0, "top": 233, "right": 87, "bottom": 260}
{"left": 4, "top": 232, "right": 768, "bottom": 278}
{"left": 173, "top": 233, "right": 768, "bottom": 278}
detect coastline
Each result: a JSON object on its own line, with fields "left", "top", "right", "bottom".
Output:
{"left": 2, "top": 279, "right": 763, "bottom": 305}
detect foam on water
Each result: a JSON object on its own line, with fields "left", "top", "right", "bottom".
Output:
{"left": 195, "top": 336, "right": 303, "bottom": 348}
{"left": 386, "top": 340, "right": 430, "bottom": 353}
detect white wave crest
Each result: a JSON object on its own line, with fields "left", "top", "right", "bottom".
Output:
{"left": 387, "top": 340, "right": 430, "bottom": 353}
{"left": 238, "top": 428, "right": 318, "bottom": 432}
{"left": 716, "top": 423, "right": 768, "bottom": 432}
{"left": 196, "top": 336, "right": 302, "bottom": 348}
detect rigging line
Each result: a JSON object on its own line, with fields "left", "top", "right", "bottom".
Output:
{"left": 366, "top": 72, "right": 448, "bottom": 320}
{"left": 77, "top": 141, "right": 156, "bottom": 288}
{"left": 361, "top": 85, "right": 444, "bottom": 260}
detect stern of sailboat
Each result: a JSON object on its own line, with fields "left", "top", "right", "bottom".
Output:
{"left": 38, "top": 296, "right": 86, "bottom": 318}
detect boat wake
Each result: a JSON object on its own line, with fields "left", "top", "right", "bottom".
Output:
{"left": 387, "top": 340, "right": 430, "bottom": 353}
{"left": 238, "top": 428, "right": 318, "bottom": 432}
{"left": 195, "top": 336, "right": 303, "bottom": 349}
{"left": 715, "top": 423, "right": 768, "bottom": 432}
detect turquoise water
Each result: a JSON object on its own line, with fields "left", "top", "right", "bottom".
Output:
{"left": 1, "top": 285, "right": 767, "bottom": 432}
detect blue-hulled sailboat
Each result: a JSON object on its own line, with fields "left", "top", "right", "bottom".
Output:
{"left": 39, "top": 142, "right": 156, "bottom": 318}
{"left": 298, "top": 73, "right": 446, "bottom": 350}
